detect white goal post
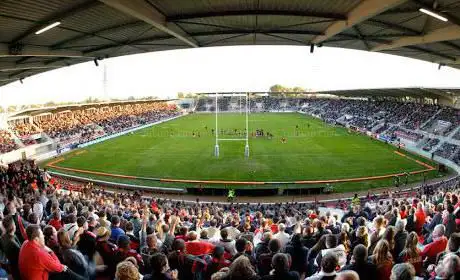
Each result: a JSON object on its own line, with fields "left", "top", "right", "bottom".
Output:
{"left": 214, "top": 93, "right": 250, "bottom": 158}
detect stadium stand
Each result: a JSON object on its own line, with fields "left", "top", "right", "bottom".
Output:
{"left": 0, "top": 160, "right": 459, "bottom": 279}
{"left": 192, "top": 96, "right": 460, "bottom": 163}
{"left": 0, "top": 130, "right": 18, "bottom": 154}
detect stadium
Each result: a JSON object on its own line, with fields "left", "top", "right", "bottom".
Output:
{"left": 1, "top": 0, "right": 460, "bottom": 280}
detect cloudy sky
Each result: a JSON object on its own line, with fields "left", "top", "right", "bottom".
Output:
{"left": 1, "top": 45, "right": 460, "bottom": 106}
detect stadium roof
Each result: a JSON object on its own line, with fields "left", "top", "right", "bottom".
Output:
{"left": 196, "top": 87, "right": 460, "bottom": 99}
{"left": 1, "top": 0, "right": 460, "bottom": 87}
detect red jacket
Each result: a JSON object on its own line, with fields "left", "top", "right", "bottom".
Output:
{"left": 19, "top": 240, "right": 64, "bottom": 280}
{"left": 185, "top": 241, "right": 215, "bottom": 256}
{"left": 421, "top": 236, "right": 448, "bottom": 260}
{"left": 48, "top": 219, "right": 62, "bottom": 230}
{"left": 415, "top": 210, "right": 426, "bottom": 234}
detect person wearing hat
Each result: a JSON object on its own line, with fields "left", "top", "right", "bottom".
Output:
{"left": 95, "top": 226, "right": 117, "bottom": 277}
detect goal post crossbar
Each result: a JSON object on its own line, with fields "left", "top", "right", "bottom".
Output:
{"left": 218, "top": 138, "right": 248, "bottom": 141}
{"left": 214, "top": 93, "right": 249, "bottom": 158}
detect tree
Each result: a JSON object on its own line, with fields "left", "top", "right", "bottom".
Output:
{"left": 7, "top": 106, "right": 17, "bottom": 112}
{"left": 270, "top": 84, "right": 285, "bottom": 93}
{"left": 0, "top": 107, "right": 4, "bottom": 113}
{"left": 44, "top": 101, "right": 55, "bottom": 107}
{"left": 128, "top": 96, "right": 135, "bottom": 100}
{"left": 177, "top": 92, "right": 185, "bottom": 98}
{"left": 185, "top": 93, "right": 195, "bottom": 98}
{"left": 293, "top": 87, "right": 305, "bottom": 93}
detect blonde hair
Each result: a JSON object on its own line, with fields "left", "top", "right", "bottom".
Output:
{"left": 373, "top": 240, "right": 392, "bottom": 265}
{"left": 356, "top": 226, "right": 369, "bottom": 247}
{"left": 402, "top": 232, "right": 419, "bottom": 259}
{"left": 115, "top": 261, "right": 140, "bottom": 280}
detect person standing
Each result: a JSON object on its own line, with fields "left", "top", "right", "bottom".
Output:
{"left": 0, "top": 215, "right": 21, "bottom": 280}
{"left": 19, "top": 224, "right": 67, "bottom": 280}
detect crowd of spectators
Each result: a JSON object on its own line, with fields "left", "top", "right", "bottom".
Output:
{"left": 0, "top": 160, "right": 460, "bottom": 280}
{"left": 197, "top": 97, "right": 307, "bottom": 113}
{"left": 402, "top": 105, "right": 440, "bottom": 131}
{"left": 422, "top": 138, "right": 440, "bottom": 152}
{"left": 0, "top": 130, "right": 18, "bottom": 154}
{"left": 30, "top": 102, "right": 179, "bottom": 145}
{"left": 422, "top": 107, "right": 460, "bottom": 136}
{"left": 435, "top": 143, "right": 460, "bottom": 160}
{"left": 8, "top": 122, "right": 40, "bottom": 138}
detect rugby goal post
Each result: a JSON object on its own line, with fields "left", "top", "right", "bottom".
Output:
{"left": 214, "top": 93, "right": 250, "bottom": 158}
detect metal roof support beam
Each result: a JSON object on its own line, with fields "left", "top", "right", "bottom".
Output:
{"left": 167, "top": 10, "right": 347, "bottom": 21}
{"left": 0, "top": 61, "right": 64, "bottom": 72}
{"left": 0, "top": 44, "right": 88, "bottom": 58}
{"left": 84, "top": 30, "right": 324, "bottom": 54}
{"left": 311, "top": 0, "right": 408, "bottom": 44}
{"left": 372, "top": 26, "right": 460, "bottom": 51}
{"left": 99, "top": 0, "right": 198, "bottom": 48}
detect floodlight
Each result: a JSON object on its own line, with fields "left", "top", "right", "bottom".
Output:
{"left": 419, "top": 8, "right": 448, "bottom": 22}
{"left": 35, "top": 22, "right": 61, "bottom": 35}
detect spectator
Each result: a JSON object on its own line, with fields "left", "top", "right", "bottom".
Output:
{"left": 390, "top": 263, "right": 415, "bottom": 280}
{"left": 393, "top": 220, "right": 408, "bottom": 260}
{"left": 185, "top": 231, "right": 215, "bottom": 256}
{"left": 57, "top": 228, "right": 91, "bottom": 279}
{"left": 222, "top": 255, "right": 260, "bottom": 280}
{"left": 258, "top": 238, "right": 281, "bottom": 276}
{"left": 231, "top": 238, "right": 256, "bottom": 266}
{"left": 115, "top": 260, "right": 141, "bottom": 280}
{"left": 262, "top": 253, "right": 300, "bottom": 280}
{"left": 421, "top": 224, "right": 448, "bottom": 264}
{"left": 212, "top": 228, "right": 237, "bottom": 256}
{"left": 168, "top": 239, "right": 206, "bottom": 280}
{"left": 110, "top": 215, "right": 125, "bottom": 243}
{"left": 115, "top": 235, "right": 144, "bottom": 271}
{"left": 306, "top": 252, "right": 338, "bottom": 280}
{"left": 255, "top": 231, "right": 272, "bottom": 260}
{"left": 18, "top": 224, "right": 67, "bottom": 280}
{"left": 369, "top": 240, "right": 393, "bottom": 280}
{"left": 205, "top": 246, "right": 231, "bottom": 280}
{"left": 284, "top": 233, "right": 308, "bottom": 278}
{"left": 0, "top": 215, "right": 21, "bottom": 280}
{"left": 397, "top": 232, "right": 422, "bottom": 275}
{"left": 316, "top": 234, "right": 346, "bottom": 268}
{"left": 273, "top": 223, "right": 290, "bottom": 248}
{"left": 341, "top": 244, "right": 377, "bottom": 280}
{"left": 144, "top": 252, "right": 178, "bottom": 280}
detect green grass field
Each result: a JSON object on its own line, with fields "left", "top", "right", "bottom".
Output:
{"left": 45, "top": 113, "right": 439, "bottom": 192}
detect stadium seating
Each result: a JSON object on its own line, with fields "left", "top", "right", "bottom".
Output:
{"left": 32, "top": 102, "right": 179, "bottom": 146}
{"left": 0, "top": 129, "right": 18, "bottom": 154}
{"left": 1, "top": 160, "right": 460, "bottom": 279}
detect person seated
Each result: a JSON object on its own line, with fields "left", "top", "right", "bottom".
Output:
{"left": 369, "top": 240, "right": 393, "bottom": 280}
{"left": 421, "top": 224, "right": 448, "bottom": 265}
{"left": 306, "top": 252, "right": 338, "bottom": 280}
{"left": 341, "top": 244, "right": 377, "bottom": 280}
{"left": 262, "top": 253, "right": 300, "bottom": 280}
{"left": 389, "top": 263, "right": 415, "bottom": 280}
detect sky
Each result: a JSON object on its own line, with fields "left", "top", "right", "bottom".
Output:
{"left": 1, "top": 45, "right": 460, "bottom": 107}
